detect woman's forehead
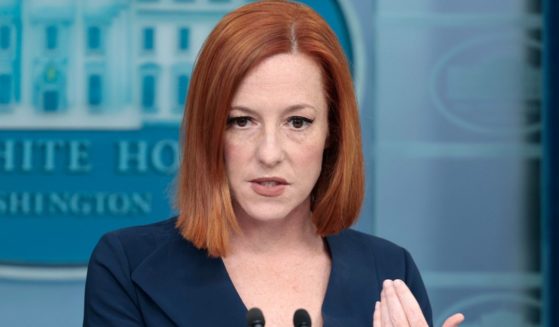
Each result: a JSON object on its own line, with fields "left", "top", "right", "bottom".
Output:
{"left": 231, "top": 53, "right": 326, "bottom": 110}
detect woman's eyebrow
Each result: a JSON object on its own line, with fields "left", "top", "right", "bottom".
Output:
{"left": 230, "top": 103, "right": 317, "bottom": 114}
{"left": 229, "top": 106, "right": 258, "bottom": 115}
{"left": 283, "top": 103, "right": 318, "bottom": 114}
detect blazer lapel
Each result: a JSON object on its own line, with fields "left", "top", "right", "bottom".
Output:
{"left": 130, "top": 227, "right": 380, "bottom": 326}
{"left": 131, "top": 237, "right": 247, "bottom": 326}
{"left": 322, "top": 231, "right": 380, "bottom": 327}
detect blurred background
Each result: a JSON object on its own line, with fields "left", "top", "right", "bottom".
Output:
{"left": 0, "top": 0, "right": 556, "bottom": 326}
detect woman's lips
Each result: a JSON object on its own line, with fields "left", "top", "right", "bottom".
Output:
{"left": 250, "top": 177, "right": 288, "bottom": 197}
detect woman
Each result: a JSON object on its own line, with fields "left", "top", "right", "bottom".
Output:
{"left": 84, "top": 1, "right": 464, "bottom": 326}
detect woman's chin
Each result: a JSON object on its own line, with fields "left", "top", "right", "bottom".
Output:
{"left": 231, "top": 194, "right": 312, "bottom": 226}
{"left": 234, "top": 202, "right": 309, "bottom": 226}
{"left": 238, "top": 209, "right": 293, "bottom": 224}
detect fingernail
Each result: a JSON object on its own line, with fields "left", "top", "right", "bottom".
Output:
{"left": 383, "top": 279, "right": 392, "bottom": 288}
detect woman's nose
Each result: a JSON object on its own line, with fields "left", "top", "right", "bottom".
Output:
{"left": 256, "top": 127, "right": 284, "bottom": 167}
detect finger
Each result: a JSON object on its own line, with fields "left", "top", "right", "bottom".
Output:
{"left": 380, "top": 289, "right": 393, "bottom": 327}
{"left": 373, "top": 301, "right": 381, "bottom": 327}
{"left": 393, "top": 279, "right": 428, "bottom": 327}
{"left": 382, "top": 279, "right": 409, "bottom": 326}
{"left": 442, "top": 313, "right": 465, "bottom": 327}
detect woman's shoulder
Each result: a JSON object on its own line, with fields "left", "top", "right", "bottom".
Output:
{"left": 89, "top": 216, "right": 187, "bottom": 270}
{"left": 103, "top": 216, "right": 180, "bottom": 244}
{"left": 328, "top": 228, "right": 419, "bottom": 278}
{"left": 85, "top": 217, "right": 219, "bottom": 325}
{"left": 329, "top": 228, "right": 407, "bottom": 257}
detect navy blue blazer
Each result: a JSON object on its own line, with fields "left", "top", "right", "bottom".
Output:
{"left": 83, "top": 217, "right": 432, "bottom": 326}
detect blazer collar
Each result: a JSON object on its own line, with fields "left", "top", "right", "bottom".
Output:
{"left": 322, "top": 231, "right": 380, "bottom": 326}
{"left": 131, "top": 236, "right": 247, "bottom": 326}
{"left": 130, "top": 229, "right": 377, "bottom": 326}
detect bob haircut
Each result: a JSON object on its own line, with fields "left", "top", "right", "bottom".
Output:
{"left": 176, "top": 0, "right": 364, "bottom": 257}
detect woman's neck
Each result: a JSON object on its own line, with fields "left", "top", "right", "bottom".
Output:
{"left": 227, "top": 203, "right": 324, "bottom": 257}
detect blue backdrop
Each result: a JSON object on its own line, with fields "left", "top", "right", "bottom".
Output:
{"left": 542, "top": 0, "right": 558, "bottom": 325}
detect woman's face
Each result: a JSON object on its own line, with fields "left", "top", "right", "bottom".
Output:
{"left": 224, "top": 53, "right": 329, "bottom": 224}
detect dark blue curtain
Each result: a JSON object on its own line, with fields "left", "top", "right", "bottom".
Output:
{"left": 543, "top": 0, "right": 558, "bottom": 325}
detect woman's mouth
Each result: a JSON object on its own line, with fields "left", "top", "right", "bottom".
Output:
{"left": 250, "top": 177, "right": 288, "bottom": 197}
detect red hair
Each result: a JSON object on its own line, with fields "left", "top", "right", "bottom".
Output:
{"left": 176, "top": 0, "right": 364, "bottom": 257}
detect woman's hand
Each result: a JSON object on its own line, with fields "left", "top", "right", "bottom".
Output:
{"left": 372, "top": 279, "right": 464, "bottom": 327}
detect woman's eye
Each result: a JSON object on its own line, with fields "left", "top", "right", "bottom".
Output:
{"left": 227, "top": 116, "right": 252, "bottom": 128}
{"left": 287, "top": 116, "right": 313, "bottom": 129}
